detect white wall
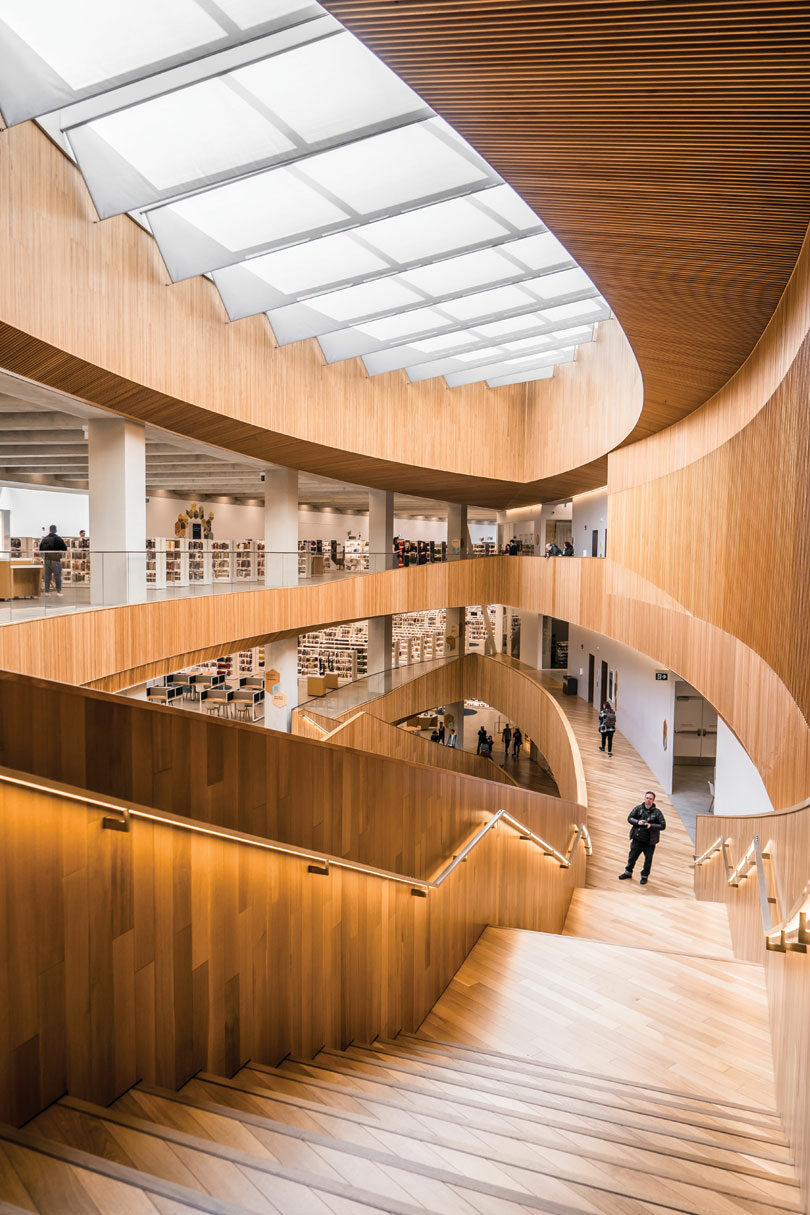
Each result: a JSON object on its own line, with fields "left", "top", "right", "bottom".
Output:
{"left": 568, "top": 623, "right": 676, "bottom": 794}
{"left": 571, "top": 488, "right": 608, "bottom": 558}
{"left": 714, "top": 719, "right": 774, "bottom": 816}
{"left": 0, "top": 486, "right": 89, "bottom": 539}
{"left": 469, "top": 521, "right": 497, "bottom": 545}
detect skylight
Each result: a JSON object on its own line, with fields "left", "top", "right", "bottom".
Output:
{"left": 0, "top": 0, "right": 610, "bottom": 389}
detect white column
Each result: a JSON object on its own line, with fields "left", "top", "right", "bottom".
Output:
{"left": 88, "top": 418, "right": 146, "bottom": 605}
{"left": 367, "top": 615, "right": 393, "bottom": 676}
{"left": 447, "top": 503, "right": 468, "bottom": 560}
{"left": 492, "top": 604, "right": 505, "bottom": 653}
{"left": 519, "top": 611, "right": 542, "bottom": 669}
{"left": 496, "top": 510, "right": 508, "bottom": 553}
{"left": 445, "top": 606, "right": 466, "bottom": 657}
{"left": 263, "top": 636, "right": 298, "bottom": 732}
{"left": 265, "top": 467, "right": 298, "bottom": 587}
{"left": 368, "top": 488, "right": 394, "bottom": 574}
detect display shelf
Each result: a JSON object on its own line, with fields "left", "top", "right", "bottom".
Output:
{"left": 298, "top": 622, "right": 367, "bottom": 681}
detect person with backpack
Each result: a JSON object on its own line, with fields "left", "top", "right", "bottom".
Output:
{"left": 599, "top": 701, "right": 617, "bottom": 756}
{"left": 39, "top": 524, "right": 67, "bottom": 595}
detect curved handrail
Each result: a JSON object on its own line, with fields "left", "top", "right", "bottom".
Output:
{"left": 0, "top": 766, "right": 591, "bottom": 897}
{"left": 695, "top": 831, "right": 809, "bottom": 954}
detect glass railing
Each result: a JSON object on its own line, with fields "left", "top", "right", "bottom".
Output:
{"left": 299, "top": 652, "right": 460, "bottom": 719}
{"left": 0, "top": 545, "right": 595, "bottom": 624}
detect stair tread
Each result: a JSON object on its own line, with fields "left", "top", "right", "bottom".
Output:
{"left": 337, "top": 1042, "right": 782, "bottom": 1127}
{"left": 279, "top": 1054, "right": 787, "bottom": 1146}
{"left": 391, "top": 1035, "right": 780, "bottom": 1118}
{"left": 243, "top": 1063, "right": 794, "bottom": 1167}
{"left": 160, "top": 1077, "right": 800, "bottom": 1211}
{"left": 201, "top": 1072, "right": 795, "bottom": 1182}
{"left": 28, "top": 1092, "right": 798, "bottom": 1215}
{"left": 0, "top": 1123, "right": 254, "bottom": 1214}
{"left": 24, "top": 1105, "right": 430, "bottom": 1215}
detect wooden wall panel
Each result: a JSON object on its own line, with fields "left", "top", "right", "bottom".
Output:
{"left": 695, "top": 804, "right": 810, "bottom": 1210}
{"left": 0, "top": 670, "right": 582, "bottom": 883}
{"left": 320, "top": 708, "right": 518, "bottom": 787}
{"left": 0, "top": 772, "right": 583, "bottom": 1127}
{"left": 0, "top": 121, "right": 638, "bottom": 507}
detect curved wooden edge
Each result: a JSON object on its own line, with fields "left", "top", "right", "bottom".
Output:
{"left": 0, "top": 121, "right": 641, "bottom": 505}
{"left": 316, "top": 708, "right": 520, "bottom": 787}
{"left": 610, "top": 221, "right": 810, "bottom": 492}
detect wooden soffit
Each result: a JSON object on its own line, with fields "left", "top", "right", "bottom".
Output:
{"left": 323, "top": 0, "right": 810, "bottom": 439}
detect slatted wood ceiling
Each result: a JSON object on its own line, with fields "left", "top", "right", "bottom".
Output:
{"left": 324, "top": 0, "right": 810, "bottom": 437}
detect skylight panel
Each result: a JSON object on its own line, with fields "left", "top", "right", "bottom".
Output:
{"left": 487, "top": 367, "right": 557, "bottom": 388}
{"left": 357, "top": 309, "right": 446, "bottom": 341}
{"left": 542, "top": 299, "right": 607, "bottom": 321}
{"left": 410, "top": 333, "right": 479, "bottom": 354}
{"left": 504, "top": 231, "right": 573, "bottom": 272}
{"left": 358, "top": 195, "right": 512, "bottom": 262}
{"left": 298, "top": 119, "right": 490, "bottom": 214}
{"left": 234, "top": 31, "right": 423, "bottom": 143}
{"left": 244, "top": 236, "right": 389, "bottom": 295}
{"left": 305, "top": 278, "right": 422, "bottom": 323}
{"left": 399, "top": 247, "right": 518, "bottom": 297}
{"left": 445, "top": 347, "right": 576, "bottom": 387}
{"left": 474, "top": 184, "right": 541, "bottom": 230}
{"left": 440, "top": 284, "right": 535, "bottom": 322}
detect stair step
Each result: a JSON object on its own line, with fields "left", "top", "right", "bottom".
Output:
{"left": 162, "top": 1076, "right": 801, "bottom": 1213}
{"left": 70, "top": 1089, "right": 802, "bottom": 1215}
{"left": 343, "top": 1041, "right": 782, "bottom": 1128}
{"left": 243, "top": 1062, "right": 794, "bottom": 1168}
{"left": 0, "top": 1122, "right": 253, "bottom": 1214}
{"left": 26, "top": 1102, "right": 427, "bottom": 1215}
{"left": 280, "top": 1052, "right": 787, "bottom": 1146}
{"left": 200, "top": 1071, "right": 795, "bottom": 1185}
{"left": 391, "top": 1034, "right": 780, "bottom": 1120}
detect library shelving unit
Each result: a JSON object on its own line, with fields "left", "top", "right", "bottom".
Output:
{"left": 146, "top": 537, "right": 167, "bottom": 589}
{"left": 472, "top": 541, "right": 497, "bottom": 557}
{"left": 392, "top": 610, "right": 447, "bottom": 665}
{"left": 298, "top": 622, "right": 368, "bottom": 682}
{"left": 465, "top": 605, "right": 497, "bottom": 652}
{"left": 211, "top": 541, "right": 234, "bottom": 582}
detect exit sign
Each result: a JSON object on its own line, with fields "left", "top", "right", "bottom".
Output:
{"left": 655, "top": 672, "right": 668, "bottom": 681}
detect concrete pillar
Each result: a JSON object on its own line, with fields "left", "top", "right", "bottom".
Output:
{"left": 367, "top": 614, "right": 393, "bottom": 676}
{"left": 368, "top": 489, "right": 394, "bottom": 573}
{"left": 519, "top": 611, "right": 542, "bottom": 669}
{"left": 88, "top": 418, "right": 146, "bottom": 605}
{"left": 447, "top": 503, "right": 468, "bottom": 560}
{"left": 265, "top": 467, "right": 298, "bottom": 587}
{"left": 492, "top": 604, "right": 505, "bottom": 653}
{"left": 445, "top": 605, "right": 466, "bottom": 657}
{"left": 263, "top": 636, "right": 298, "bottom": 732}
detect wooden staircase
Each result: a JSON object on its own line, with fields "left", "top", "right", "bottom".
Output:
{"left": 0, "top": 1006, "right": 799, "bottom": 1214}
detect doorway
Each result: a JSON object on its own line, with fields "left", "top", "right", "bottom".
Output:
{"left": 587, "top": 654, "right": 595, "bottom": 703}
{"left": 600, "top": 660, "right": 608, "bottom": 707}
{"left": 591, "top": 529, "right": 599, "bottom": 557}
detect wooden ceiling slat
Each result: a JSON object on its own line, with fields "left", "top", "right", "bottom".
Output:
{"left": 325, "top": 0, "right": 810, "bottom": 437}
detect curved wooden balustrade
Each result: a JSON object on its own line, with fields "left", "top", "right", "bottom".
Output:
{"left": 1, "top": 554, "right": 804, "bottom": 807}
{"left": 0, "top": 121, "right": 640, "bottom": 506}
{"left": 0, "top": 764, "right": 587, "bottom": 1126}
{"left": 694, "top": 800, "right": 810, "bottom": 1207}
{"left": 308, "top": 652, "right": 586, "bottom": 808}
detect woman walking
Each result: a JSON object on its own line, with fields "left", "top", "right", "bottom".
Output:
{"left": 599, "top": 701, "right": 616, "bottom": 756}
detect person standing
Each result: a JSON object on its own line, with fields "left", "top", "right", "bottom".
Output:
{"left": 437, "top": 721, "right": 446, "bottom": 745}
{"left": 446, "top": 727, "right": 457, "bottom": 748}
{"left": 39, "top": 524, "right": 67, "bottom": 595}
{"left": 599, "top": 701, "right": 616, "bottom": 755}
{"left": 477, "top": 724, "right": 487, "bottom": 754}
{"left": 501, "top": 723, "right": 512, "bottom": 756}
{"left": 619, "top": 791, "right": 666, "bottom": 885}
{"left": 562, "top": 540, "right": 574, "bottom": 556}
{"left": 545, "top": 542, "right": 562, "bottom": 557}
{"left": 512, "top": 726, "right": 523, "bottom": 759}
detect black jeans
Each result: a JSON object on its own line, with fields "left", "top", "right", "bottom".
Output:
{"left": 625, "top": 837, "right": 656, "bottom": 878}
{"left": 600, "top": 729, "right": 615, "bottom": 754}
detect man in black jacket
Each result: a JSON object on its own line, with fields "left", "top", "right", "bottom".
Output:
{"left": 39, "top": 524, "right": 67, "bottom": 595}
{"left": 618, "top": 791, "right": 666, "bottom": 885}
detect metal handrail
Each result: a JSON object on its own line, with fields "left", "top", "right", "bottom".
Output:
{"left": 695, "top": 832, "right": 809, "bottom": 954}
{"left": 0, "top": 766, "right": 590, "bottom": 899}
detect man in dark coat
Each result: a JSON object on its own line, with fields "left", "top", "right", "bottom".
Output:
{"left": 618, "top": 791, "right": 666, "bottom": 885}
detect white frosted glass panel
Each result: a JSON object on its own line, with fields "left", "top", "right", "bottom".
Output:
{"left": 246, "top": 234, "right": 387, "bottom": 293}
{"left": 361, "top": 196, "right": 508, "bottom": 262}
{"left": 358, "top": 308, "right": 445, "bottom": 340}
{"left": 533, "top": 267, "right": 594, "bottom": 298}
{"left": 300, "top": 121, "right": 489, "bottom": 213}
{"left": 400, "top": 248, "right": 514, "bottom": 296}
{"left": 542, "top": 299, "right": 606, "bottom": 321}
{"left": 85, "top": 77, "right": 293, "bottom": 191}
{"left": 477, "top": 184, "right": 540, "bottom": 229}
{"left": 235, "top": 32, "right": 421, "bottom": 143}
{"left": 477, "top": 314, "right": 546, "bottom": 338}
{"left": 440, "top": 284, "right": 532, "bottom": 322}
{"left": 216, "top": 0, "right": 315, "bottom": 27}
{"left": 488, "top": 367, "right": 556, "bottom": 387}
{"left": 168, "top": 167, "right": 347, "bottom": 250}
{"left": 505, "top": 231, "right": 571, "bottom": 271}
{"left": 453, "top": 347, "right": 502, "bottom": 363}
{"left": 1, "top": 0, "right": 223, "bottom": 89}
{"left": 410, "top": 332, "right": 478, "bottom": 353}
{"left": 310, "top": 278, "right": 421, "bottom": 322}
{"left": 502, "top": 336, "right": 553, "bottom": 352}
